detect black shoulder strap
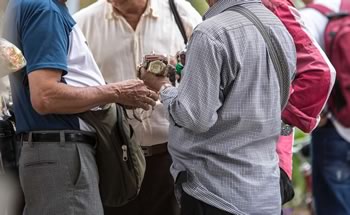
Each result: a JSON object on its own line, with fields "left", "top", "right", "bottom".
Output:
{"left": 169, "top": 0, "right": 188, "bottom": 44}
{"left": 116, "top": 105, "right": 128, "bottom": 144}
{"left": 227, "top": 5, "right": 291, "bottom": 110}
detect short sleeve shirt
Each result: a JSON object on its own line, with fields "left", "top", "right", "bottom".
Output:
{"left": 3, "top": 0, "right": 105, "bottom": 133}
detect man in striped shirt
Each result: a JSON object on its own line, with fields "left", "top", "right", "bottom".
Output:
{"left": 142, "top": 0, "right": 296, "bottom": 214}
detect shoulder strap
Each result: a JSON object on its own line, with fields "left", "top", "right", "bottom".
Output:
{"left": 116, "top": 105, "right": 128, "bottom": 144}
{"left": 227, "top": 5, "right": 291, "bottom": 110}
{"left": 169, "top": 0, "right": 188, "bottom": 44}
{"left": 307, "top": 3, "right": 334, "bottom": 16}
{"left": 307, "top": 2, "right": 350, "bottom": 19}
{"left": 341, "top": 0, "right": 350, "bottom": 12}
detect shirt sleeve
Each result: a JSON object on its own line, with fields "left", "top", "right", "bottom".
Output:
{"left": 160, "top": 30, "right": 224, "bottom": 133}
{"left": 21, "top": 9, "right": 69, "bottom": 75}
{"left": 269, "top": 3, "right": 335, "bottom": 132}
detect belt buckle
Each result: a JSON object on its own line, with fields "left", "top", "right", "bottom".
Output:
{"left": 142, "top": 146, "right": 152, "bottom": 157}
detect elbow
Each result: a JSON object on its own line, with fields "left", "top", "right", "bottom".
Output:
{"left": 186, "top": 113, "right": 217, "bottom": 133}
{"left": 173, "top": 117, "right": 212, "bottom": 133}
{"left": 191, "top": 119, "right": 215, "bottom": 133}
{"left": 31, "top": 94, "right": 53, "bottom": 115}
{"left": 195, "top": 125, "right": 211, "bottom": 133}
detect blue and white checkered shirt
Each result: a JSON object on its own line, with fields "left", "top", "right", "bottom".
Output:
{"left": 160, "top": 0, "right": 296, "bottom": 214}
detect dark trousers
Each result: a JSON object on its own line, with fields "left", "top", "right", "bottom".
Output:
{"left": 279, "top": 168, "right": 294, "bottom": 205}
{"left": 104, "top": 151, "right": 179, "bottom": 215}
{"left": 312, "top": 121, "right": 350, "bottom": 215}
{"left": 180, "top": 192, "right": 234, "bottom": 215}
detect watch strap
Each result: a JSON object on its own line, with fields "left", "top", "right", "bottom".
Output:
{"left": 159, "top": 83, "right": 173, "bottom": 92}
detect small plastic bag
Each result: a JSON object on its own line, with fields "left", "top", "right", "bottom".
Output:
{"left": 0, "top": 38, "right": 26, "bottom": 78}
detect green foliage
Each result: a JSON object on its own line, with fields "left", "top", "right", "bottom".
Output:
{"left": 187, "top": 0, "right": 209, "bottom": 15}
{"left": 294, "top": 0, "right": 306, "bottom": 9}
{"left": 295, "top": 129, "right": 307, "bottom": 140}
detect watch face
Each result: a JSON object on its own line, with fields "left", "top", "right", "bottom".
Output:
{"left": 148, "top": 60, "right": 166, "bottom": 75}
{"left": 281, "top": 123, "right": 293, "bottom": 136}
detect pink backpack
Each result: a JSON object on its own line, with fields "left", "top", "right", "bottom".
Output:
{"left": 308, "top": 0, "right": 350, "bottom": 127}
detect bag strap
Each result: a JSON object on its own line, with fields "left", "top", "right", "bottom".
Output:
{"left": 307, "top": 3, "right": 334, "bottom": 16}
{"left": 341, "top": 0, "right": 350, "bottom": 12}
{"left": 227, "top": 5, "right": 290, "bottom": 110}
{"left": 307, "top": 2, "right": 350, "bottom": 19}
{"left": 169, "top": 0, "right": 188, "bottom": 44}
{"left": 116, "top": 105, "right": 128, "bottom": 145}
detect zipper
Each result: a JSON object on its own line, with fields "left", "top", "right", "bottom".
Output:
{"left": 122, "top": 145, "right": 128, "bottom": 161}
{"left": 117, "top": 105, "right": 140, "bottom": 200}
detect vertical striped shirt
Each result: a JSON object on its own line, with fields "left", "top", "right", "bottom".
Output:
{"left": 160, "top": 0, "right": 296, "bottom": 214}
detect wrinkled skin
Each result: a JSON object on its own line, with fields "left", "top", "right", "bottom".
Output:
{"left": 112, "top": 79, "right": 159, "bottom": 110}
{"left": 139, "top": 68, "right": 171, "bottom": 92}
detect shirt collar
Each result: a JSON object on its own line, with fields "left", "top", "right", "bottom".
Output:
{"left": 203, "top": 0, "right": 261, "bottom": 20}
{"left": 105, "top": 0, "right": 159, "bottom": 20}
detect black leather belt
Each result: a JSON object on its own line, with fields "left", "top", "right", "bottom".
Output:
{"left": 17, "top": 131, "right": 96, "bottom": 146}
{"left": 142, "top": 143, "right": 168, "bottom": 157}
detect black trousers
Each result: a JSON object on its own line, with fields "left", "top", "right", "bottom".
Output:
{"left": 181, "top": 192, "right": 234, "bottom": 215}
{"left": 104, "top": 152, "right": 179, "bottom": 215}
{"left": 279, "top": 168, "right": 295, "bottom": 205}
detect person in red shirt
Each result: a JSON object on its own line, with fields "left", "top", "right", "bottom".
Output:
{"left": 262, "top": 0, "right": 335, "bottom": 204}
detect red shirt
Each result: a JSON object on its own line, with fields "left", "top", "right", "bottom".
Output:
{"left": 263, "top": 0, "right": 335, "bottom": 178}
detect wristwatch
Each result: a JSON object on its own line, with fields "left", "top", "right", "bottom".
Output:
{"left": 139, "top": 53, "right": 168, "bottom": 77}
{"left": 281, "top": 122, "right": 293, "bottom": 136}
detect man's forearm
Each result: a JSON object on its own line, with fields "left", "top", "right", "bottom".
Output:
{"left": 28, "top": 69, "right": 158, "bottom": 115}
{"left": 32, "top": 83, "right": 117, "bottom": 115}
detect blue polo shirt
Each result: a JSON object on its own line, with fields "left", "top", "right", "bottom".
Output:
{"left": 3, "top": 0, "right": 106, "bottom": 133}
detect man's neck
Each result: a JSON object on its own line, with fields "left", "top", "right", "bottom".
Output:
{"left": 112, "top": 0, "right": 149, "bottom": 30}
{"left": 114, "top": 0, "right": 148, "bottom": 18}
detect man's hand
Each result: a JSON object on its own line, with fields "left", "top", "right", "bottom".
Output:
{"left": 109, "top": 79, "right": 159, "bottom": 110}
{"left": 139, "top": 68, "right": 171, "bottom": 92}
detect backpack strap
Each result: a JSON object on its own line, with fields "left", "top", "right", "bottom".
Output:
{"left": 341, "top": 0, "right": 350, "bottom": 12}
{"left": 307, "top": 3, "right": 335, "bottom": 16}
{"left": 307, "top": 2, "right": 349, "bottom": 19}
{"left": 169, "top": 0, "right": 188, "bottom": 44}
